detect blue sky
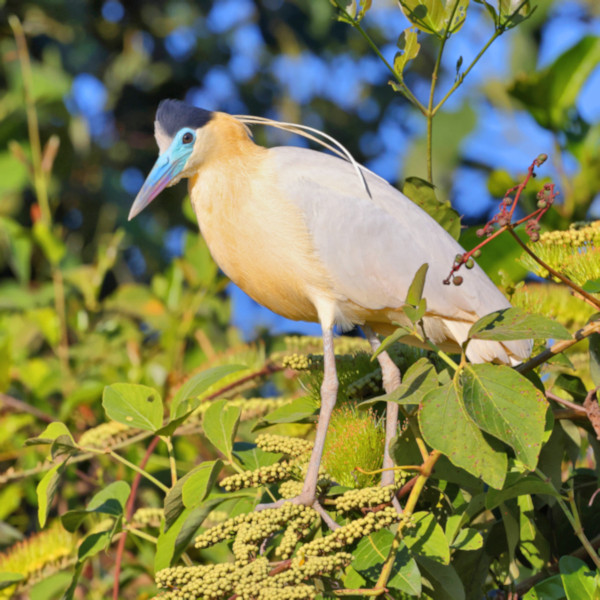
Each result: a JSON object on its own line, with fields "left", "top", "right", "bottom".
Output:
{"left": 69, "top": 0, "right": 600, "bottom": 340}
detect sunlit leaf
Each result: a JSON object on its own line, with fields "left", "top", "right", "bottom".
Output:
{"left": 182, "top": 460, "right": 223, "bottom": 508}
{"left": 469, "top": 307, "right": 571, "bottom": 341}
{"left": 419, "top": 381, "right": 507, "bottom": 488}
{"left": 158, "top": 364, "right": 245, "bottom": 436}
{"left": 102, "top": 383, "right": 163, "bottom": 432}
{"left": 394, "top": 28, "right": 421, "bottom": 79}
{"left": 37, "top": 459, "right": 68, "bottom": 527}
{"left": 509, "top": 36, "right": 600, "bottom": 131}
{"left": 202, "top": 399, "right": 241, "bottom": 461}
{"left": 253, "top": 396, "right": 317, "bottom": 430}
{"left": 462, "top": 364, "right": 548, "bottom": 469}
{"left": 403, "top": 511, "right": 450, "bottom": 564}
{"left": 360, "top": 357, "right": 438, "bottom": 407}
{"left": 560, "top": 556, "right": 600, "bottom": 600}
{"left": 403, "top": 177, "right": 461, "bottom": 240}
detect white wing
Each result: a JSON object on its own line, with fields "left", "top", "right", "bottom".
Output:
{"left": 270, "top": 146, "right": 531, "bottom": 363}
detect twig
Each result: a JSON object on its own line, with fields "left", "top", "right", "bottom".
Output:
{"left": 0, "top": 393, "right": 54, "bottom": 423}
{"left": 426, "top": 0, "right": 462, "bottom": 183}
{"left": 517, "top": 319, "right": 600, "bottom": 374}
{"left": 113, "top": 436, "right": 160, "bottom": 600}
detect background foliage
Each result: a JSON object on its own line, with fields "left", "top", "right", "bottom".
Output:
{"left": 0, "top": 0, "right": 600, "bottom": 599}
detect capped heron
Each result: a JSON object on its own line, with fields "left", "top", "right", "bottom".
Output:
{"left": 129, "top": 100, "right": 531, "bottom": 509}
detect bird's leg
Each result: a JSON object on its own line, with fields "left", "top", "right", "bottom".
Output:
{"left": 296, "top": 325, "right": 339, "bottom": 504}
{"left": 257, "top": 326, "right": 338, "bottom": 510}
{"left": 363, "top": 326, "right": 401, "bottom": 492}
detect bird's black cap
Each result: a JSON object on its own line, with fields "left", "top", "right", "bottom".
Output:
{"left": 156, "top": 99, "right": 213, "bottom": 137}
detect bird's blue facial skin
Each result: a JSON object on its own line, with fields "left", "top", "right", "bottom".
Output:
{"left": 128, "top": 128, "right": 196, "bottom": 220}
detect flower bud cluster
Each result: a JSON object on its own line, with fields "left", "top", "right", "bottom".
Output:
{"left": 156, "top": 563, "right": 236, "bottom": 599}
{"left": 195, "top": 503, "right": 317, "bottom": 550}
{"left": 221, "top": 462, "right": 292, "bottom": 491}
{"left": 346, "top": 368, "right": 383, "bottom": 399}
{"left": 256, "top": 434, "right": 313, "bottom": 457}
{"left": 334, "top": 485, "right": 396, "bottom": 512}
{"left": 276, "top": 507, "right": 317, "bottom": 559}
{"left": 279, "top": 480, "right": 305, "bottom": 499}
{"left": 258, "top": 584, "right": 317, "bottom": 599}
{"left": 301, "top": 506, "right": 400, "bottom": 556}
{"left": 282, "top": 353, "right": 313, "bottom": 371}
{"left": 131, "top": 507, "right": 163, "bottom": 527}
{"left": 539, "top": 221, "right": 600, "bottom": 248}
{"left": 78, "top": 421, "right": 131, "bottom": 448}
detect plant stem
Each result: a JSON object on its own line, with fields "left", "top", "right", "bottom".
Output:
{"left": 113, "top": 435, "right": 160, "bottom": 600}
{"left": 517, "top": 318, "right": 600, "bottom": 374}
{"left": 375, "top": 450, "right": 442, "bottom": 590}
{"left": 95, "top": 448, "right": 169, "bottom": 494}
{"left": 535, "top": 468, "right": 600, "bottom": 570}
{"left": 126, "top": 528, "right": 158, "bottom": 545}
{"left": 433, "top": 29, "right": 502, "bottom": 116}
{"left": 10, "top": 15, "right": 72, "bottom": 390}
{"left": 426, "top": 0, "right": 461, "bottom": 183}
{"left": 331, "top": 0, "right": 426, "bottom": 114}
{"left": 506, "top": 227, "right": 600, "bottom": 310}
{"left": 9, "top": 16, "right": 51, "bottom": 226}
{"left": 162, "top": 436, "right": 178, "bottom": 486}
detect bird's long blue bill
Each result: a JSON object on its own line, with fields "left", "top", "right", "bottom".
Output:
{"left": 128, "top": 150, "right": 186, "bottom": 221}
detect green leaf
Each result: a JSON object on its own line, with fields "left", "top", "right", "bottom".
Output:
{"left": 155, "top": 503, "right": 217, "bottom": 571}
{"left": 461, "top": 364, "right": 548, "bottom": 469}
{"left": 582, "top": 279, "right": 600, "bottom": 293}
{"left": 253, "top": 396, "right": 317, "bottom": 430}
{"left": 589, "top": 322, "right": 600, "bottom": 387}
{"left": 555, "top": 374, "right": 587, "bottom": 403}
{"left": 473, "top": 0, "right": 498, "bottom": 25}
{"left": 77, "top": 530, "right": 112, "bottom": 561}
{"left": 0, "top": 572, "right": 25, "bottom": 590}
{"left": 371, "top": 323, "right": 412, "bottom": 360}
{"left": 416, "top": 555, "right": 465, "bottom": 600}
{"left": 0, "top": 216, "right": 32, "bottom": 284}
{"left": 485, "top": 474, "right": 560, "bottom": 510}
{"left": 361, "top": 357, "right": 438, "bottom": 407}
{"left": 509, "top": 36, "right": 600, "bottom": 131}
{"left": 166, "top": 364, "right": 246, "bottom": 429}
{"left": 182, "top": 460, "right": 223, "bottom": 508}
{"left": 394, "top": 28, "right": 421, "bottom": 79}
{"left": 26, "top": 422, "right": 75, "bottom": 447}
{"left": 32, "top": 222, "right": 66, "bottom": 266}
{"left": 560, "top": 556, "right": 600, "bottom": 600}
{"left": 233, "top": 443, "right": 282, "bottom": 470}
{"left": 398, "top": 0, "right": 469, "bottom": 36}
{"left": 202, "top": 399, "right": 241, "bottom": 460}
{"left": 102, "top": 383, "right": 163, "bottom": 432}
{"left": 37, "top": 459, "right": 68, "bottom": 528}
{"left": 353, "top": 530, "right": 421, "bottom": 595}
{"left": 403, "top": 176, "right": 461, "bottom": 240}
{"left": 420, "top": 381, "right": 507, "bottom": 488}
{"left": 522, "top": 574, "right": 565, "bottom": 600}
{"left": 499, "top": 0, "right": 533, "bottom": 28}
{"left": 469, "top": 307, "right": 571, "bottom": 341}
{"left": 451, "top": 527, "right": 483, "bottom": 551}
{"left": 518, "top": 494, "right": 550, "bottom": 570}
{"left": 62, "top": 481, "right": 130, "bottom": 532}
{"left": 405, "top": 263, "right": 428, "bottom": 307}
{"left": 403, "top": 511, "right": 450, "bottom": 565}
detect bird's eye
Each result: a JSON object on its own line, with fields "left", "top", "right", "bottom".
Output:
{"left": 182, "top": 132, "right": 194, "bottom": 144}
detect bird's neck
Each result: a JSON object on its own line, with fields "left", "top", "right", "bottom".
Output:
{"left": 197, "top": 112, "right": 263, "bottom": 167}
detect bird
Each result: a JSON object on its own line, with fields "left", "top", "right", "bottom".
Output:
{"left": 128, "top": 99, "right": 531, "bottom": 509}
